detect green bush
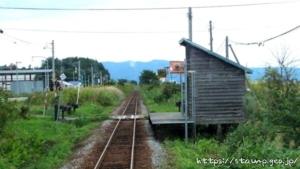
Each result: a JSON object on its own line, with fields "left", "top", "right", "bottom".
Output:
{"left": 251, "top": 68, "right": 300, "bottom": 147}
{"left": 165, "top": 139, "right": 228, "bottom": 169}
{"left": 141, "top": 83, "right": 180, "bottom": 112}
{"left": 0, "top": 118, "right": 96, "bottom": 169}
{"left": 97, "top": 90, "right": 117, "bottom": 106}
{"left": 117, "top": 83, "right": 135, "bottom": 96}
{"left": 73, "top": 117, "right": 89, "bottom": 127}
{"left": 62, "top": 88, "right": 77, "bottom": 103}
{"left": 0, "top": 90, "right": 17, "bottom": 132}
{"left": 161, "top": 82, "right": 180, "bottom": 100}
{"left": 0, "top": 85, "right": 124, "bottom": 169}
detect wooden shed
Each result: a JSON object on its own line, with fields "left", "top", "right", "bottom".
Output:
{"left": 180, "top": 38, "right": 252, "bottom": 125}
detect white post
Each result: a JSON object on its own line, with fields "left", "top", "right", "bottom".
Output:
{"left": 76, "top": 85, "right": 80, "bottom": 105}
{"left": 180, "top": 73, "right": 184, "bottom": 115}
{"left": 51, "top": 40, "right": 55, "bottom": 82}
{"left": 189, "top": 71, "right": 196, "bottom": 139}
{"left": 184, "top": 59, "right": 188, "bottom": 143}
{"left": 15, "top": 61, "right": 21, "bottom": 95}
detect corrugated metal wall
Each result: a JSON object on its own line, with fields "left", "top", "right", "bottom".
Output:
{"left": 11, "top": 81, "right": 44, "bottom": 94}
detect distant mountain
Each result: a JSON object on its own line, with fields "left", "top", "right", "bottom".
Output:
{"left": 103, "top": 60, "right": 300, "bottom": 81}
{"left": 103, "top": 60, "right": 169, "bottom": 82}
{"left": 249, "top": 67, "right": 300, "bottom": 80}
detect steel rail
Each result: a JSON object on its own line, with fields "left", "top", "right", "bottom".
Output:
{"left": 130, "top": 96, "right": 138, "bottom": 169}
{"left": 93, "top": 95, "right": 136, "bottom": 169}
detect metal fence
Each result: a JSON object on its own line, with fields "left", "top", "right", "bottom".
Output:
{"left": 11, "top": 81, "right": 44, "bottom": 94}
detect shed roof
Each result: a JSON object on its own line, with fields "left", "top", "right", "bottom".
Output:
{"left": 179, "top": 38, "right": 252, "bottom": 73}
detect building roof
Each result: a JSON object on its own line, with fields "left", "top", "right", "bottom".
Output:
{"left": 0, "top": 69, "right": 52, "bottom": 75}
{"left": 179, "top": 38, "right": 252, "bottom": 73}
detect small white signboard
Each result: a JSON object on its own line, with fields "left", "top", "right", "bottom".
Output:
{"left": 60, "top": 73, "right": 66, "bottom": 80}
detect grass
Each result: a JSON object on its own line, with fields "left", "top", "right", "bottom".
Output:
{"left": 146, "top": 102, "right": 180, "bottom": 112}
{"left": 163, "top": 136, "right": 300, "bottom": 169}
{"left": 74, "top": 103, "right": 113, "bottom": 121}
{"left": 0, "top": 117, "right": 97, "bottom": 169}
{"left": 163, "top": 139, "right": 227, "bottom": 169}
{"left": 139, "top": 82, "right": 300, "bottom": 169}
{"left": 140, "top": 84, "right": 180, "bottom": 112}
{"left": 0, "top": 85, "right": 125, "bottom": 169}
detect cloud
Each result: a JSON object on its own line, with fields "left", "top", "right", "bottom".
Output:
{"left": 0, "top": 0, "right": 299, "bottom": 67}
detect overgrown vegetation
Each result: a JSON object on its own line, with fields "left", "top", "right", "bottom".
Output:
{"left": 38, "top": 57, "right": 110, "bottom": 85}
{"left": 141, "top": 56, "right": 300, "bottom": 168}
{"left": 139, "top": 70, "right": 159, "bottom": 85}
{"left": 0, "top": 89, "right": 16, "bottom": 132}
{"left": 0, "top": 86, "right": 125, "bottom": 169}
{"left": 141, "top": 82, "right": 180, "bottom": 112}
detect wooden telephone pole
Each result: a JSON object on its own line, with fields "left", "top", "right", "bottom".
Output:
{"left": 209, "top": 21, "right": 213, "bottom": 51}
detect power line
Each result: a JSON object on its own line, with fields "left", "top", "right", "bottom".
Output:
{"left": 2, "top": 34, "right": 32, "bottom": 44}
{"left": 4, "top": 27, "right": 213, "bottom": 34}
{"left": 216, "top": 39, "right": 225, "bottom": 53}
{"left": 0, "top": 1, "right": 295, "bottom": 11}
{"left": 231, "top": 24, "right": 300, "bottom": 46}
{"left": 4, "top": 28, "right": 187, "bottom": 34}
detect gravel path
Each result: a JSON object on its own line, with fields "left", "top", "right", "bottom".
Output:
{"left": 60, "top": 101, "right": 126, "bottom": 169}
{"left": 140, "top": 100, "right": 166, "bottom": 169}
{"left": 60, "top": 120, "right": 113, "bottom": 169}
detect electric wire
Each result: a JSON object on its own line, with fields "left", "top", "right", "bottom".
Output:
{"left": 231, "top": 24, "right": 300, "bottom": 46}
{"left": 216, "top": 39, "right": 225, "bottom": 53}
{"left": 3, "top": 28, "right": 187, "bottom": 34}
{"left": 0, "top": 1, "right": 296, "bottom": 11}
{"left": 1, "top": 33, "right": 32, "bottom": 44}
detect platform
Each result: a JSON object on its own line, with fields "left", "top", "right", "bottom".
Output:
{"left": 149, "top": 112, "right": 194, "bottom": 125}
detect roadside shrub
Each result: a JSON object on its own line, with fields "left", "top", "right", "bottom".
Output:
{"left": 225, "top": 121, "right": 274, "bottom": 155}
{"left": 96, "top": 90, "right": 118, "bottom": 106}
{"left": 162, "top": 82, "right": 180, "bottom": 99}
{"left": 79, "top": 88, "right": 97, "bottom": 103}
{"left": 28, "top": 92, "right": 48, "bottom": 105}
{"left": 20, "top": 105, "right": 30, "bottom": 119}
{"left": 117, "top": 83, "right": 135, "bottom": 96}
{"left": 62, "top": 88, "right": 77, "bottom": 104}
{"left": 73, "top": 117, "right": 89, "bottom": 127}
{"left": 152, "top": 83, "right": 180, "bottom": 103}
{"left": 0, "top": 90, "right": 17, "bottom": 132}
{"left": 165, "top": 139, "right": 227, "bottom": 169}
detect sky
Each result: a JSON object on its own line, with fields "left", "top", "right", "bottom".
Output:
{"left": 0, "top": 0, "right": 299, "bottom": 68}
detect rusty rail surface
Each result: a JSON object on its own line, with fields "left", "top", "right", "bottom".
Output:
{"left": 93, "top": 94, "right": 138, "bottom": 169}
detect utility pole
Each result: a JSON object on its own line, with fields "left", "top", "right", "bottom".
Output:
{"left": 225, "top": 36, "right": 229, "bottom": 59}
{"left": 76, "top": 60, "right": 81, "bottom": 105}
{"left": 91, "top": 64, "right": 94, "bottom": 86}
{"left": 188, "top": 7, "right": 193, "bottom": 41}
{"left": 185, "top": 7, "right": 193, "bottom": 143}
{"left": 209, "top": 21, "right": 213, "bottom": 51}
{"left": 229, "top": 44, "right": 240, "bottom": 64}
{"left": 15, "top": 61, "right": 21, "bottom": 95}
{"left": 51, "top": 40, "right": 55, "bottom": 82}
{"left": 100, "top": 71, "right": 103, "bottom": 85}
{"left": 78, "top": 60, "right": 81, "bottom": 82}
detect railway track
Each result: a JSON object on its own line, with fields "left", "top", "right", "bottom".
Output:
{"left": 93, "top": 93, "right": 140, "bottom": 169}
